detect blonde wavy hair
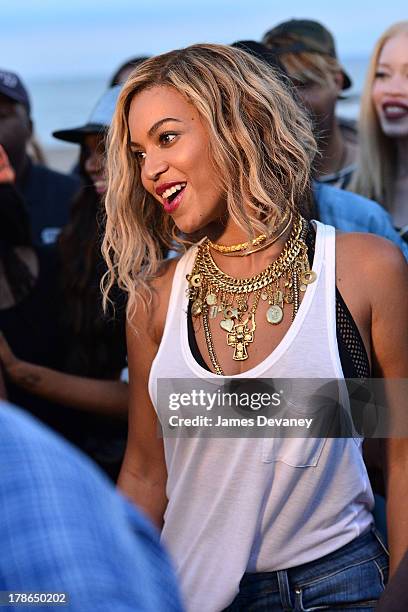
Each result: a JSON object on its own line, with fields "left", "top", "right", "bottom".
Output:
{"left": 102, "top": 43, "right": 316, "bottom": 321}
{"left": 350, "top": 21, "right": 408, "bottom": 210}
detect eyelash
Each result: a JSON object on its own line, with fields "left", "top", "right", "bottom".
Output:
{"left": 132, "top": 150, "right": 146, "bottom": 164}
{"left": 375, "top": 71, "right": 388, "bottom": 79}
{"left": 131, "top": 132, "right": 179, "bottom": 164}
{"left": 159, "top": 132, "right": 178, "bottom": 145}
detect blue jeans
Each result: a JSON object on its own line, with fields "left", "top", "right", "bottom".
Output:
{"left": 224, "top": 529, "right": 388, "bottom": 611}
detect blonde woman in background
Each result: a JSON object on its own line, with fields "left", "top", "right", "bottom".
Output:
{"left": 351, "top": 22, "right": 408, "bottom": 240}
{"left": 103, "top": 44, "right": 408, "bottom": 611}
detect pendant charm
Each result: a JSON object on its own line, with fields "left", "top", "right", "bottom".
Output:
{"left": 261, "top": 291, "right": 268, "bottom": 301}
{"left": 274, "top": 289, "right": 283, "bottom": 305}
{"left": 226, "top": 314, "right": 256, "bottom": 361}
{"left": 191, "top": 299, "right": 203, "bottom": 316}
{"left": 300, "top": 270, "right": 317, "bottom": 285}
{"left": 209, "top": 305, "right": 218, "bottom": 319}
{"left": 220, "top": 319, "right": 234, "bottom": 332}
{"left": 206, "top": 293, "right": 217, "bottom": 305}
{"left": 266, "top": 304, "right": 283, "bottom": 325}
{"left": 189, "top": 274, "right": 202, "bottom": 288}
{"left": 223, "top": 307, "right": 238, "bottom": 319}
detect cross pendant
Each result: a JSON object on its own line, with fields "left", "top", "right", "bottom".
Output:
{"left": 227, "top": 314, "right": 256, "bottom": 361}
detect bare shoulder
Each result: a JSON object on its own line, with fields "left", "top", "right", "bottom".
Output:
{"left": 150, "top": 257, "right": 180, "bottom": 342}
{"left": 336, "top": 232, "right": 407, "bottom": 284}
{"left": 150, "top": 257, "right": 180, "bottom": 299}
{"left": 127, "top": 257, "right": 180, "bottom": 349}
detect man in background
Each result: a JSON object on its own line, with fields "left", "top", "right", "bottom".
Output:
{"left": 0, "top": 370, "right": 183, "bottom": 611}
{"left": 262, "top": 19, "right": 357, "bottom": 189}
{"left": 0, "top": 69, "right": 80, "bottom": 245}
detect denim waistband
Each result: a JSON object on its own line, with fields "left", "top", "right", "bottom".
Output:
{"left": 239, "top": 528, "right": 388, "bottom": 594}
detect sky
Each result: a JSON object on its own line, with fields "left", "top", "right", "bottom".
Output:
{"left": 1, "top": 0, "right": 407, "bottom": 80}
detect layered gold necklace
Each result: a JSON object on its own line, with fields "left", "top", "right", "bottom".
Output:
{"left": 186, "top": 215, "right": 316, "bottom": 375}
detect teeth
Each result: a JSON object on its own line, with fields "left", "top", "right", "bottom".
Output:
{"left": 162, "top": 183, "right": 186, "bottom": 200}
{"left": 385, "top": 105, "right": 408, "bottom": 114}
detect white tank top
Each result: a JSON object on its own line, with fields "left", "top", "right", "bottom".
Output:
{"left": 148, "top": 221, "right": 373, "bottom": 612}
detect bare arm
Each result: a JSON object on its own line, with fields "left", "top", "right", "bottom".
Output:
{"left": 338, "top": 233, "right": 408, "bottom": 576}
{"left": 118, "top": 315, "right": 167, "bottom": 527}
{"left": 118, "top": 261, "right": 177, "bottom": 528}
{"left": 368, "top": 241, "right": 408, "bottom": 576}
{"left": 0, "top": 332, "right": 128, "bottom": 416}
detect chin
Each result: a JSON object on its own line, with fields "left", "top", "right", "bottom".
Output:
{"left": 174, "top": 220, "right": 207, "bottom": 236}
{"left": 380, "top": 119, "right": 408, "bottom": 139}
{"left": 173, "top": 213, "right": 215, "bottom": 236}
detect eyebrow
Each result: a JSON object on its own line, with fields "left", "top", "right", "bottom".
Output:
{"left": 129, "top": 117, "right": 182, "bottom": 147}
{"left": 377, "top": 62, "right": 408, "bottom": 68}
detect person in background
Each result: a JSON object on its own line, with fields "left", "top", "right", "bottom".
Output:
{"left": 262, "top": 19, "right": 357, "bottom": 189}
{"left": 0, "top": 69, "right": 80, "bottom": 245}
{"left": 0, "top": 393, "right": 183, "bottom": 612}
{"left": 351, "top": 22, "right": 408, "bottom": 241}
{"left": 0, "top": 88, "right": 128, "bottom": 480}
{"left": 110, "top": 56, "right": 150, "bottom": 86}
{"left": 232, "top": 40, "right": 408, "bottom": 260}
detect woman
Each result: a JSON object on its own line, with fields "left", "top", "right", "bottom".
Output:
{"left": 103, "top": 45, "right": 408, "bottom": 611}
{"left": 351, "top": 21, "right": 408, "bottom": 239}
{"left": 0, "top": 88, "right": 128, "bottom": 479}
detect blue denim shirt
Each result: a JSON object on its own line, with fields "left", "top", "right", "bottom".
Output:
{"left": 314, "top": 182, "right": 408, "bottom": 261}
{"left": 0, "top": 401, "right": 183, "bottom": 612}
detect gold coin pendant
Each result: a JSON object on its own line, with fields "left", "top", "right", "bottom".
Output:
{"left": 206, "top": 293, "right": 217, "bottom": 305}
{"left": 266, "top": 304, "right": 283, "bottom": 325}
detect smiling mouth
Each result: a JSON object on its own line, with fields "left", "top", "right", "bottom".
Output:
{"left": 382, "top": 104, "right": 408, "bottom": 120}
{"left": 161, "top": 182, "right": 186, "bottom": 200}
{"left": 161, "top": 183, "right": 186, "bottom": 213}
{"left": 93, "top": 179, "right": 107, "bottom": 193}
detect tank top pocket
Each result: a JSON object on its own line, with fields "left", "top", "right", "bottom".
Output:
{"left": 262, "top": 436, "right": 326, "bottom": 467}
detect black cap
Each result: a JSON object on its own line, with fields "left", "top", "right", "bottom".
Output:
{"left": 262, "top": 19, "right": 352, "bottom": 90}
{"left": 0, "top": 69, "right": 31, "bottom": 114}
{"left": 53, "top": 86, "right": 121, "bottom": 144}
{"left": 231, "top": 40, "right": 285, "bottom": 74}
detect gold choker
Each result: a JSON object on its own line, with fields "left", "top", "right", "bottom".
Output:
{"left": 207, "top": 211, "right": 291, "bottom": 256}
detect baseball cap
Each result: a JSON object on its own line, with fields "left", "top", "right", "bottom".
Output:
{"left": 262, "top": 19, "right": 352, "bottom": 90}
{"left": 0, "top": 69, "right": 31, "bottom": 114}
{"left": 231, "top": 40, "right": 285, "bottom": 74}
{"left": 53, "top": 85, "right": 122, "bottom": 144}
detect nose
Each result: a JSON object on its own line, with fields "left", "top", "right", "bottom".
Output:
{"left": 85, "top": 149, "right": 102, "bottom": 175}
{"left": 382, "top": 73, "right": 407, "bottom": 96}
{"left": 142, "top": 150, "right": 169, "bottom": 182}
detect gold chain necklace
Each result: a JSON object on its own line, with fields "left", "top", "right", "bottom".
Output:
{"left": 187, "top": 215, "right": 316, "bottom": 375}
{"left": 214, "top": 213, "right": 293, "bottom": 258}
{"left": 207, "top": 210, "right": 291, "bottom": 255}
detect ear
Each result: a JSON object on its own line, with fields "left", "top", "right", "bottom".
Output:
{"left": 333, "top": 71, "right": 344, "bottom": 93}
{"left": 28, "top": 117, "right": 33, "bottom": 137}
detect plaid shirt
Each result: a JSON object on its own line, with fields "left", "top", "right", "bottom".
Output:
{"left": 0, "top": 401, "right": 183, "bottom": 611}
